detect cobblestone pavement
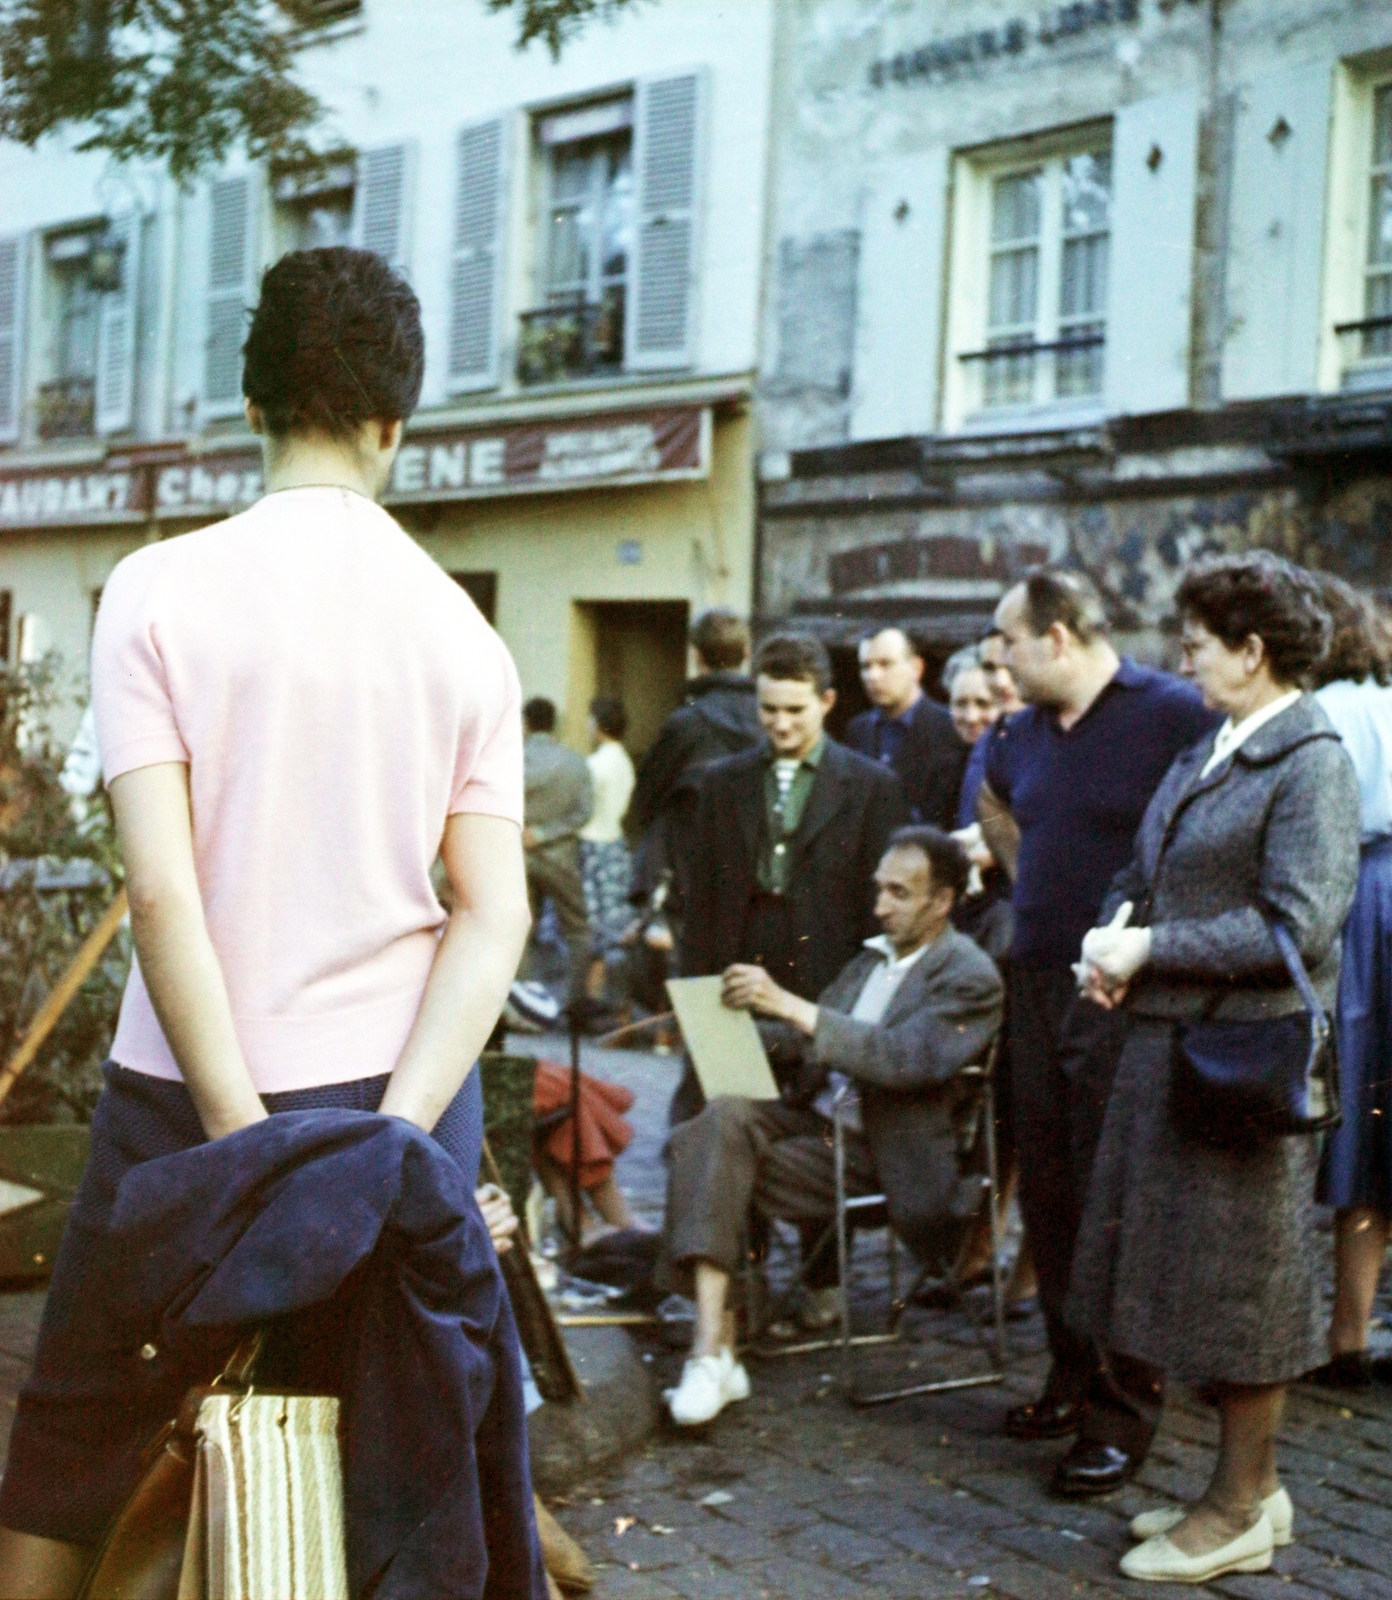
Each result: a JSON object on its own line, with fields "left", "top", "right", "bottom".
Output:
{"left": 0, "top": 1036, "right": 1389, "bottom": 1600}
{"left": 521, "top": 1038, "right": 1392, "bottom": 1600}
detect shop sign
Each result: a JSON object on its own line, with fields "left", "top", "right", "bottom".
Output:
{"left": 0, "top": 465, "right": 144, "bottom": 528}
{"left": 386, "top": 406, "right": 708, "bottom": 502}
{"left": 868, "top": 0, "right": 1141, "bottom": 87}
{"left": 0, "top": 405, "right": 709, "bottom": 529}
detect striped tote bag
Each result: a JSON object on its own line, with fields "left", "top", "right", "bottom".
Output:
{"left": 177, "top": 1392, "right": 349, "bottom": 1600}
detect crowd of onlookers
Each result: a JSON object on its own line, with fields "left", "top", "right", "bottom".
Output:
{"left": 516, "top": 552, "right": 1392, "bottom": 1586}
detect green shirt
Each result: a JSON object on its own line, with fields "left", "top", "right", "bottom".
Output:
{"left": 757, "top": 738, "right": 825, "bottom": 894}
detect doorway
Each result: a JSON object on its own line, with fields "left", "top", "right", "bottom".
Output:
{"left": 568, "top": 600, "right": 690, "bottom": 759}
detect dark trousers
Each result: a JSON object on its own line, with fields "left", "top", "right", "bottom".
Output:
{"left": 525, "top": 839, "right": 591, "bottom": 1003}
{"left": 1009, "top": 964, "right": 1164, "bottom": 1459}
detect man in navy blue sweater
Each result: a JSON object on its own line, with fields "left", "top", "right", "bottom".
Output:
{"left": 983, "top": 569, "right": 1216, "bottom": 1498}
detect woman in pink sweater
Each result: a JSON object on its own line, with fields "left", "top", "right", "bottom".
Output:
{"left": 0, "top": 248, "right": 537, "bottom": 1597}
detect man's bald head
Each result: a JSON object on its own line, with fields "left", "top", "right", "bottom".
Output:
{"left": 858, "top": 628, "right": 925, "bottom": 717}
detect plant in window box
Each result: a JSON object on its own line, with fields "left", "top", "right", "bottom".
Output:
{"left": 34, "top": 378, "right": 96, "bottom": 440}
{"left": 517, "top": 303, "right": 585, "bottom": 384}
{"left": 86, "top": 232, "right": 124, "bottom": 293}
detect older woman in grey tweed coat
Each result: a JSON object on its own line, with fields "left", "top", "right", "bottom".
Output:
{"left": 1070, "top": 554, "right": 1359, "bottom": 1586}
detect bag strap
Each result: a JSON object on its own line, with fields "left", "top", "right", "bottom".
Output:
{"left": 1266, "top": 919, "right": 1329, "bottom": 1032}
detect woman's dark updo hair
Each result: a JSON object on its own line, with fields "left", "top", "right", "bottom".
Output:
{"left": 1176, "top": 552, "right": 1331, "bottom": 687}
{"left": 242, "top": 247, "right": 425, "bottom": 439}
{"left": 1305, "top": 571, "right": 1392, "bottom": 689}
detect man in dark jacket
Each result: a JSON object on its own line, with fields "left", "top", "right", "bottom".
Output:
{"left": 658, "top": 827, "right": 1002, "bottom": 1426}
{"left": 624, "top": 609, "right": 763, "bottom": 922}
{"left": 675, "top": 633, "right": 906, "bottom": 1124}
{"left": 845, "top": 628, "right": 966, "bottom": 828}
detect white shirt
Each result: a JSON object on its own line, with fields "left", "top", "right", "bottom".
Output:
{"left": 1199, "top": 689, "right": 1302, "bottom": 779}
{"left": 579, "top": 738, "right": 636, "bottom": 843}
{"left": 814, "top": 934, "right": 935, "bottom": 1130}
{"left": 1315, "top": 678, "right": 1392, "bottom": 841}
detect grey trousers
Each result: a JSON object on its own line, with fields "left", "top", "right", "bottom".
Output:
{"left": 657, "top": 1096, "right": 879, "bottom": 1299}
{"left": 524, "top": 840, "right": 591, "bottom": 1003}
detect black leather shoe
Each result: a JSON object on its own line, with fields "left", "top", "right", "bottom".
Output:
{"left": 1306, "top": 1351, "right": 1373, "bottom": 1390}
{"left": 1003, "top": 1391, "right": 1082, "bottom": 1441}
{"left": 1050, "top": 1441, "right": 1135, "bottom": 1497}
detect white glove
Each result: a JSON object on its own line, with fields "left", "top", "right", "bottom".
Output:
{"left": 1078, "top": 901, "right": 1152, "bottom": 985}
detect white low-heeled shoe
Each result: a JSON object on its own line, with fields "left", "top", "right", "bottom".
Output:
{"left": 1119, "top": 1510, "right": 1274, "bottom": 1583}
{"left": 1130, "top": 1486, "right": 1293, "bottom": 1546}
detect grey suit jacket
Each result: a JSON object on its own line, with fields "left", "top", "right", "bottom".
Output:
{"left": 784, "top": 926, "right": 1003, "bottom": 1265}
{"left": 1101, "top": 694, "right": 1360, "bottom": 1022}
{"left": 523, "top": 733, "right": 594, "bottom": 849}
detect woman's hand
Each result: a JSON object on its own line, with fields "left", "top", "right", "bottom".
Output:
{"left": 1080, "top": 902, "right": 1153, "bottom": 985}
{"left": 476, "top": 1182, "right": 520, "bottom": 1255}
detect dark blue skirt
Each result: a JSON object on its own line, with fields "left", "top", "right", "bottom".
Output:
{"left": 1318, "top": 837, "right": 1392, "bottom": 1213}
{"left": 0, "top": 1063, "right": 484, "bottom": 1544}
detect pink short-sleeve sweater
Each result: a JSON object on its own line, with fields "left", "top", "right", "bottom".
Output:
{"left": 91, "top": 485, "right": 524, "bottom": 1094}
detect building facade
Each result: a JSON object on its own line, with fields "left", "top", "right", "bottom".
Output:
{"left": 755, "top": 0, "right": 1392, "bottom": 708}
{"left": 0, "top": 0, "right": 774, "bottom": 752}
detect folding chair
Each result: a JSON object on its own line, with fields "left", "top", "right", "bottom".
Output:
{"left": 751, "top": 1038, "right": 1010, "bottom": 1406}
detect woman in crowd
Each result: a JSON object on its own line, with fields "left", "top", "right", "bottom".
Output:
{"left": 579, "top": 694, "right": 636, "bottom": 1001}
{"left": 1307, "top": 574, "right": 1392, "bottom": 1388}
{"left": 1073, "top": 553, "right": 1359, "bottom": 1584}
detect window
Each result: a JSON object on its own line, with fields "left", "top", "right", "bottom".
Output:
{"left": 1359, "top": 82, "right": 1392, "bottom": 361}
{"left": 519, "top": 99, "right": 635, "bottom": 384}
{"left": 272, "top": 162, "right": 355, "bottom": 259}
{"left": 947, "top": 139, "right": 1112, "bottom": 424}
{"left": 37, "top": 229, "right": 105, "bottom": 439}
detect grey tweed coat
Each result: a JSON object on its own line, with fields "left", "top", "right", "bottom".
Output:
{"left": 1068, "top": 695, "right": 1360, "bottom": 1383}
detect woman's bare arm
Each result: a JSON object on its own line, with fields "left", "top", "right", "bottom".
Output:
{"left": 109, "top": 764, "right": 267, "bottom": 1140}
{"left": 378, "top": 812, "right": 532, "bottom": 1133}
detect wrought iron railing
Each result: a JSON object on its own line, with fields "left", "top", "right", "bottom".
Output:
{"left": 957, "top": 332, "right": 1106, "bottom": 411}
{"left": 516, "top": 291, "right": 625, "bottom": 386}
{"left": 34, "top": 377, "right": 96, "bottom": 440}
{"left": 1334, "top": 315, "right": 1392, "bottom": 390}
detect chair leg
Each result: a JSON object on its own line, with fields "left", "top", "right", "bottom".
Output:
{"left": 983, "top": 1072, "right": 1007, "bottom": 1373}
{"left": 834, "top": 1106, "right": 852, "bottom": 1377}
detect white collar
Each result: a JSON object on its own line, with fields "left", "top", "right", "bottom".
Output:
{"left": 1201, "top": 689, "right": 1302, "bottom": 778}
{"left": 864, "top": 933, "right": 936, "bottom": 974}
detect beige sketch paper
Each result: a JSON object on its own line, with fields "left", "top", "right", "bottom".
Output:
{"left": 666, "top": 977, "right": 781, "bottom": 1102}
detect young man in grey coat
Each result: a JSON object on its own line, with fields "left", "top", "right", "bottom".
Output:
{"left": 658, "top": 827, "right": 1003, "bottom": 1426}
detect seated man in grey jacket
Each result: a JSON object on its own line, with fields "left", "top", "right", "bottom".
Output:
{"left": 659, "top": 826, "right": 1004, "bottom": 1426}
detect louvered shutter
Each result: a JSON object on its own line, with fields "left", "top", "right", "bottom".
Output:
{"left": 448, "top": 118, "right": 506, "bottom": 392}
{"left": 95, "top": 213, "right": 143, "bottom": 434}
{"left": 204, "top": 176, "right": 257, "bottom": 417}
{"left": 353, "top": 143, "right": 415, "bottom": 273}
{"left": 0, "top": 234, "right": 27, "bottom": 445}
{"left": 626, "top": 71, "right": 704, "bottom": 371}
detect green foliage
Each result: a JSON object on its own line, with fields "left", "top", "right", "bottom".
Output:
{"left": 0, "top": 0, "right": 641, "bottom": 179}
{"left": 0, "top": 657, "right": 127, "bottom": 1125}
{"left": 486, "top": 0, "right": 638, "bottom": 58}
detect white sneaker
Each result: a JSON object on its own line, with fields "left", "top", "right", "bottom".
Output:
{"left": 1130, "top": 1486, "right": 1293, "bottom": 1546}
{"left": 664, "top": 1348, "right": 751, "bottom": 1426}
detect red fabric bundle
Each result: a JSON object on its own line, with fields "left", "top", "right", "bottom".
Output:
{"left": 532, "top": 1062, "right": 635, "bottom": 1190}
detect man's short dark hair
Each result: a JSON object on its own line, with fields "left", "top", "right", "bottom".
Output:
{"left": 887, "top": 826, "right": 970, "bottom": 906}
{"left": 589, "top": 695, "right": 627, "bottom": 739}
{"left": 858, "top": 626, "right": 923, "bottom": 661}
{"left": 689, "top": 609, "right": 750, "bottom": 672}
{"left": 523, "top": 697, "right": 557, "bottom": 733}
{"left": 1176, "top": 553, "right": 1331, "bottom": 686}
{"left": 753, "top": 633, "right": 832, "bottom": 695}
{"left": 1018, "top": 569, "right": 1108, "bottom": 644}
{"left": 242, "top": 247, "right": 425, "bottom": 440}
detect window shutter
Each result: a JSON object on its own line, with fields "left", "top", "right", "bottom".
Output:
{"left": 0, "top": 234, "right": 27, "bottom": 445}
{"left": 1222, "top": 62, "right": 1334, "bottom": 401}
{"left": 850, "top": 150, "right": 949, "bottom": 440}
{"left": 354, "top": 143, "right": 415, "bottom": 273}
{"left": 626, "top": 71, "right": 704, "bottom": 371}
{"left": 1104, "top": 89, "right": 1200, "bottom": 416}
{"left": 203, "top": 175, "right": 257, "bottom": 417}
{"left": 448, "top": 118, "right": 506, "bottom": 392}
{"left": 95, "top": 213, "right": 143, "bottom": 435}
